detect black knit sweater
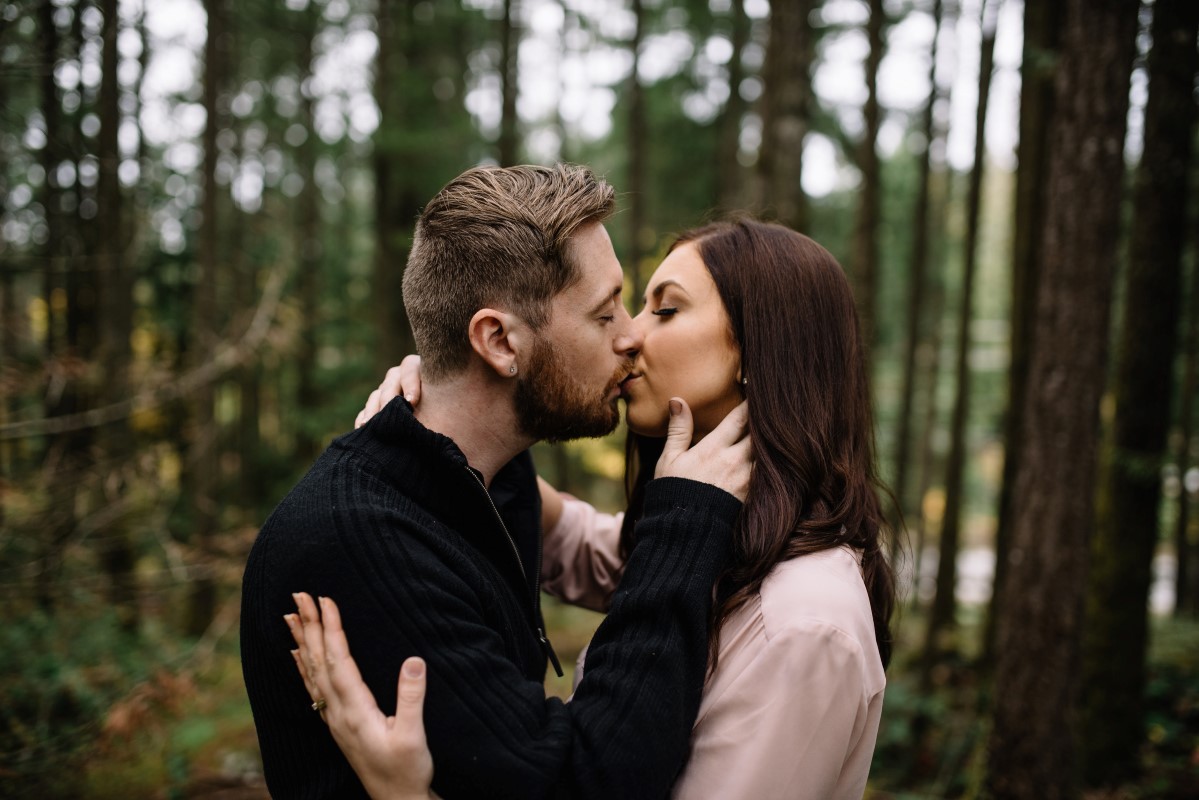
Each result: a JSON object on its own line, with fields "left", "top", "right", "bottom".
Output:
{"left": 240, "top": 398, "right": 738, "bottom": 799}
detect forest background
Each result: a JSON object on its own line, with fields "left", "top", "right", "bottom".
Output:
{"left": 1, "top": 0, "right": 1197, "bottom": 797}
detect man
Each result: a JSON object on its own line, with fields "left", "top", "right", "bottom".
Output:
{"left": 241, "top": 164, "right": 749, "bottom": 799}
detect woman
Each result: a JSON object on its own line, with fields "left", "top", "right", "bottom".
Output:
{"left": 291, "top": 218, "right": 897, "bottom": 798}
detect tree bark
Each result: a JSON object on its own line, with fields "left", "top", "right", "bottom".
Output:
{"left": 185, "top": 0, "right": 225, "bottom": 637}
{"left": 627, "top": 0, "right": 646, "bottom": 302}
{"left": 717, "top": 0, "right": 749, "bottom": 208}
{"left": 987, "top": 2, "right": 1138, "bottom": 797}
{"left": 1176, "top": 222, "right": 1199, "bottom": 617}
{"left": 372, "top": 0, "right": 418, "bottom": 374}
{"left": 498, "top": 0, "right": 520, "bottom": 166}
{"left": 756, "top": 0, "right": 814, "bottom": 231}
{"left": 1079, "top": 0, "right": 1199, "bottom": 786}
{"left": 891, "top": 0, "right": 942, "bottom": 563}
{"left": 295, "top": 4, "right": 322, "bottom": 463}
{"left": 96, "top": 0, "right": 138, "bottom": 633}
{"left": 922, "top": 0, "right": 998, "bottom": 681}
{"left": 984, "top": 0, "right": 1063, "bottom": 665}
{"left": 851, "top": 0, "right": 884, "bottom": 353}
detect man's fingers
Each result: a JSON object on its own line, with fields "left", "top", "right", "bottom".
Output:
{"left": 395, "top": 657, "right": 427, "bottom": 722}
{"left": 657, "top": 398, "right": 694, "bottom": 473}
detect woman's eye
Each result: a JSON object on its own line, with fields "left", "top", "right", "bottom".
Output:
{"left": 651, "top": 308, "right": 678, "bottom": 318}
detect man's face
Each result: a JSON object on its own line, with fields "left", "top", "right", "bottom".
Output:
{"left": 514, "top": 222, "right": 641, "bottom": 442}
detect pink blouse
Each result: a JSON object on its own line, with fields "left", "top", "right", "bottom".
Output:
{"left": 541, "top": 497, "right": 886, "bottom": 800}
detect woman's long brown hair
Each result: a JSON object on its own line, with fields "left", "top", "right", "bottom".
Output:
{"left": 621, "top": 218, "right": 898, "bottom": 670}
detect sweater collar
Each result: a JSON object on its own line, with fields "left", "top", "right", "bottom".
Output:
{"left": 330, "top": 397, "right": 540, "bottom": 587}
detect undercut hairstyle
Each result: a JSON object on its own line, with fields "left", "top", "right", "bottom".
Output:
{"left": 401, "top": 164, "right": 617, "bottom": 379}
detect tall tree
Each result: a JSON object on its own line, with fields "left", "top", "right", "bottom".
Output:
{"left": 498, "top": 0, "right": 520, "bottom": 166}
{"left": 984, "top": 0, "right": 1064, "bottom": 663}
{"left": 716, "top": 0, "right": 749, "bottom": 208}
{"left": 184, "top": 0, "right": 225, "bottom": 637}
{"left": 627, "top": 0, "right": 647, "bottom": 302}
{"left": 755, "top": 0, "right": 815, "bottom": 230}
{"left": 987, "top": 2, "right": 1139, "bottom": 797}
{"left": 891, "top": 0, "right": 943, "bottom": 561}
{"left": 1079, "top": 0, "right": 1199, "bottom": 786}
{"left": 851, "top": 0, "right": 885, "bottom": 352}
{"left": 96, "top": 0, "right": 137, "bottom": 632}
{"left": 295, "top": 2, "right": 323, "bottom": 463}
{"left": 922, "top": 0, "right": 998, "bottom": 679}
{"left": 1176, "top": 230, "right": 1199, "bottom": 617}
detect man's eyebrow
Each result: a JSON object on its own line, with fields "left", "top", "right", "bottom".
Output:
{"left": 588, "top": 285, "right": 623, "bottom": 315}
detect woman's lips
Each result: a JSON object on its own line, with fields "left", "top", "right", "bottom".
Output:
{"left": 618, "top": 372, "right": 642, "bottom": 398}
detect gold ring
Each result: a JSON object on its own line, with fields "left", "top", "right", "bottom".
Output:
{"left": 312, "top": 698, "right": 327, "bottom": 712}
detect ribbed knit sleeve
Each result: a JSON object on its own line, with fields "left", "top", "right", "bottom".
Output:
{"left": 243, "top": 447, "right": 737, "bottom": 800}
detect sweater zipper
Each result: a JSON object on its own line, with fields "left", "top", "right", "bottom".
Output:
{"left": 466, "top": 468, "right": 564, "bottom": 677}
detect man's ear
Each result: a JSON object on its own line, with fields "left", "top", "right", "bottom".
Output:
{"left": 468, "top": 308, "right": 531, "bottom": 378}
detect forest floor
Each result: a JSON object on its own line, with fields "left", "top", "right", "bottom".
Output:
{"left": 37, "top": 600, "right": 1199, "bottom": 799}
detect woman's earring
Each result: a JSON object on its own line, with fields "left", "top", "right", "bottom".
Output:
{"left": 740, "top": 377, "right": 748, "bottom": 386}
{"left": 509, "top": 365, "right": 517, "bottom": 375}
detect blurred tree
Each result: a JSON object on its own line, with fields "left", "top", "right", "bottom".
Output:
{"left": 984, "top": 0, "right": 1063, "bottom": 666}
{"left": 922, "top": 0, "right": 998, "bottom": 684}
{"left": 184, "top": 0, "right": 226, "bottom": 637}
{"left": 1080, "top": 0, "right": 1199, "bottom": 786}
{"left": 95, "top": 0, "right": 137, "bottom": 633}
{"left": 987, "top": 1, "right": 1139, "bottom": 797}
{"left": 755, "top": 0, "right": 814, "bottom": 230}
{"left": 891, "top": 0, "right": 943, "bottom": 560}
{"left": 627, "top": 0, "right": 646, "bottom": 301}
{"left": 716, "top": 0, "right": 748, "bottom": 208}
{"left": 295, "top": 1, "right": 322, "bottom": 463}
{"left": 1177, "top": 229, "right": 1199, "bottom": 617}
{"left": 851, "top": 0, "right": 884, "bottom": 353}
{"left": 499, "top": 0, "right": 520, "bottom": 165}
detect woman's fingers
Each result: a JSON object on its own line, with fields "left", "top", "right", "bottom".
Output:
{"left": 397, "top": 355, "right": 423, "bottom": 405}
{"left": 294, "top": 592, "right": 336, "bottom": 706}
{"left": 318, "top": 596, "right": 380, "bottom": 713}
{"left": 704, "top": 400, "right": 749, "bottom": 447}
{"left": 394, "top": 657, "right": 427, "bottom": 725}
{"left": 285, "top": 614, "right": 322, "bottom": 705}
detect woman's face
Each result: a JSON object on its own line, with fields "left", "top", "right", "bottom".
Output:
{"left": 621, "top": 242, "right": 743, "bottom": 439}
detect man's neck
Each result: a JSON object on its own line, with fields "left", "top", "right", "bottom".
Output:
{"left": 414, "top": 369, "right": 534, "bottom": 487}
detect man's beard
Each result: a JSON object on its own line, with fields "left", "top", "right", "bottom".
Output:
{"left": 514, "top": 335, "right": 628, "bottom": 443}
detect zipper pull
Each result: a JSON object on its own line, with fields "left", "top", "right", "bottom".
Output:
{"left": 538, "top": 627, "right": 564, "bottom": 677}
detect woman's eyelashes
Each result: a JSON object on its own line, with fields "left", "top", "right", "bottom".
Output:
{"left": 651, "top": 307, "right": 678, "bottom": 318}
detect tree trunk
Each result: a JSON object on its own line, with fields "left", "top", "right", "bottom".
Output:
{"left": 185, "top": 0, "right": 225, "bottom": 637}
{"left": 851, "top": 0, "right": 884, "bottom": 353}
{"left": 922, "top": 0, "right": 998, "bottom": 681}
{"left": 984, "top": 0, "right": 1063, "bottom": 665}
{"left": 96, "top": 0, "right": 138, "bottom": 633}
{"left": 372, "top": 0, "right": 418, "bottom": 374}
{"left": 295, "top": 4, "right": 322, "bottom": 463}
{"left": 627, "top": 0, "right": 647, "bottom": 302}
{"left": 717, "top": 0, "right": 749, "bottom": 208}
{"left": 498, "top": 0, "right": 520, "bottom": 166}
{"left": 890, "top": 0, "right": 942, "bottom": 563}
{"left": 987, "top": 2, "right": 1138, "bottom": 797}
{"left": 756, "top": 0, "right": 814, "bottom": 231}
{"left": 1176, "top": 223, "right": 1199, "bottom": 617}
{"left": 1079, "top": 0, "right": 1199, "bottom": 786}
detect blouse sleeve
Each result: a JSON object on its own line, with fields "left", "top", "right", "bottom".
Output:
{"left": 540, "top": 495, "right": 626, "bottom": 612}
{"left": 671, "top": 620, "right": 882, "bottom": 800}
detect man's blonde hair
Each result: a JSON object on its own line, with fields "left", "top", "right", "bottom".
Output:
{"left": 402, "top": 164, "right": 617, "bottom": 379}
